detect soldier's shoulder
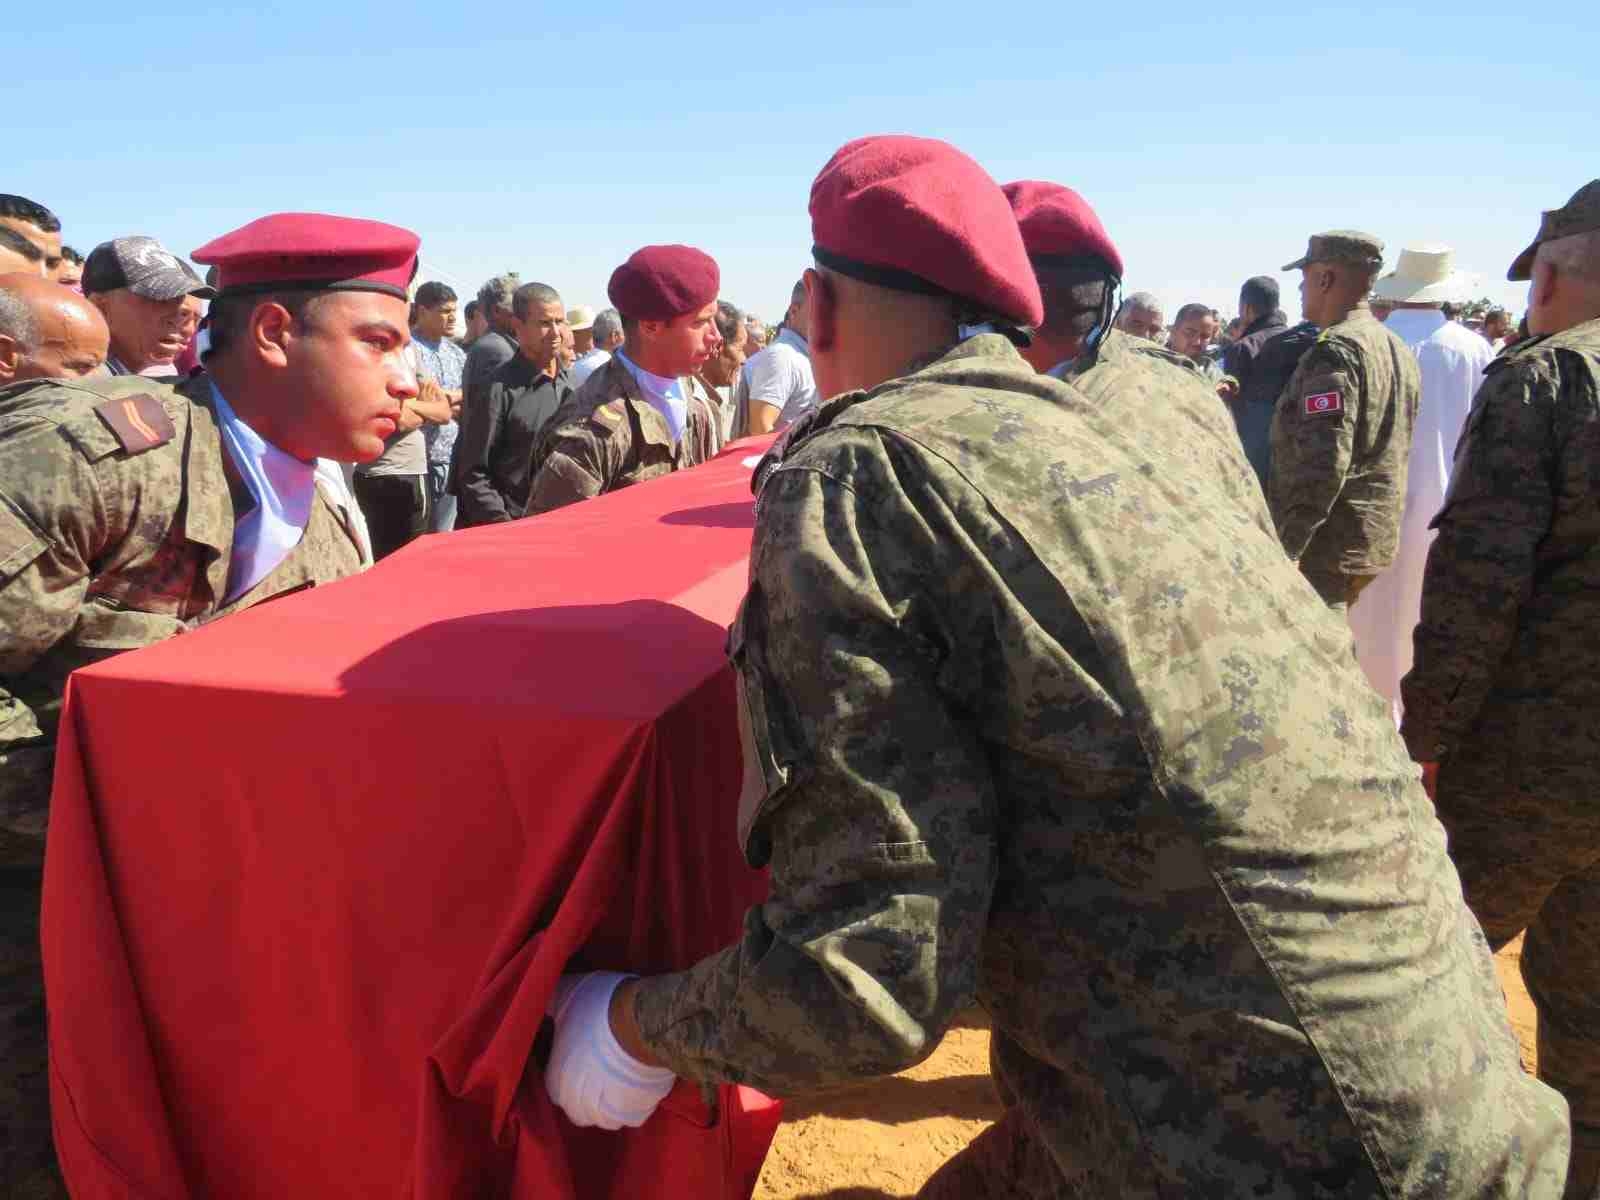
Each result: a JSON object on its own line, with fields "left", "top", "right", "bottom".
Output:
{"left": 0, "top": 376, "right": 185, "bottom": 465}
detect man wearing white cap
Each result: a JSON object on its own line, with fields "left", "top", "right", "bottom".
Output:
{"left": 1348, "top": 245, "right": 1491, "bottom": 718}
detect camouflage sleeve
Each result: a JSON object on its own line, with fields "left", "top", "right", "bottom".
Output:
{"left": 1266, "top": 341, "right": 1358, "bottom": 560}
{"left": 525, "top": 416, "right": 617, "bottom": 515}
{"left": 631, "top": 442, "right": 998, "bottom": 1095}
{"left": 0, "top": 429, "right": 108, "bottom": 835}
{"left": 1400, "top": 360, "right": 1557, "bottom": 761}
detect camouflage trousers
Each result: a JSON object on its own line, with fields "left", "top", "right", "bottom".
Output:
{"left": 0, "top": 871, "right": 67, "bottom": 1199}
{"left": 1436, "top": 763, "right": 1600, "bottom": 1200}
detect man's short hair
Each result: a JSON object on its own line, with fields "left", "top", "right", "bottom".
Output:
{"left": 1173, "top": 302, "right": 1215, "bottom": 326}
{"left": 714, "top": 299, "right": 744, "bottom": 343}
{"left": 1239, "top": 275, "right": 1279, "bottom": 315}
{"left": 0, "top": 226, "right": 45, "bottom": 265}
{"left": 789, "top": 279, "right": 806, "bottom": 308}
{"left": 463, "top": 299, "right": 480, "bottom": 320}
{"left": 0, "top": 284, "right": 40, "bottom": 350}
{"left": 61, "top": 245, "right": 84, "bottom": 266}
{"left": 1120, "top": 291, "right": 1162, "bottom": 317}
{"left": 510, "top": 281, "right": 562, "bottom": 319}
{"left": 0, "top": 195, "right": 61, "bottom": 234}
{"left": 476, "top": 272, "right": 521, "bottom": 317}
{"left": 1033, "top": 261, "right": 1112, "bottom": 342}
{"left": 592, "top": 307, "right": 622, "bottom": 343}
{"left": 414, "top": 281, "right": 456, "bottom": 309}
{"left": 203, "top": 290, "right": 327, "bottom": 359}
{"left": 1537, "top": 229, "right": 1600, "bottom": 285}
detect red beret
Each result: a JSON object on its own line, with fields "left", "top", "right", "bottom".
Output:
{"left": 607, "top": 245, "right": 720, "bottom": 321}
{"left": 1003, "top": 181, "right": 1124, "bottom": 280}
{"left": 192, "top": 212, "right": 420, "bottom": 299}
{"left": 808, "top": 135, "right": 1042, "bottom": 328}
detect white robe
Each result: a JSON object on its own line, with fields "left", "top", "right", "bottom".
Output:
{"left": 1349, "top": 310, "right": 1492, "bottom": 722}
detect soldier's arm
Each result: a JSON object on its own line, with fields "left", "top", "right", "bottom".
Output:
{"left": 0, "top": 435, "right": 111, "bottom": 830}
{"left": 525, "top": 417, "right": 614, "bottom": 515}
{"left": 1266, "top": 341, "right": 1358, "bottom": 559}
{"left": 1400, "top": 361, "right": 1558, "bottom": 761}
{"left": 454, "top": 382, "right": 513, "bottom": 523}
{"left": 629, "top": 446, "right": 997, "bottom": 1095}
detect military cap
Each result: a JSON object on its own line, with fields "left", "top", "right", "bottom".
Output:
{"left": 1507, "top": 179, "right": 1600, "bottom": 281}
{"left": 809, "top": 134, "right": 1043, "bottom": 328}
{"left": 1282, "top": 230, "right": 1385, "bottom": 273}
{"left": 82, "top": 236, "right": 215, "bottom": 301}
{"left": 192, "top": 213, "right": 420, "bottom": 299}
{"left": 1003, "top": 180, "right": 1124, "bottom": 280}
{"left": 607, "top": 245, "right": 720, "bottom": 321}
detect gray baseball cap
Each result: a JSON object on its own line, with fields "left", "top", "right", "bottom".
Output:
{"left": 82, "top": 236, "right": 215, "bottom": 300}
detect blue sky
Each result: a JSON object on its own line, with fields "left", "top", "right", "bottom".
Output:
{"left": 13, "top": 2, "right": 1595, "bottom": 326}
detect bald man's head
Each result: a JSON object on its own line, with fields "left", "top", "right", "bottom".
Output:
{"left": 0, "top": 273, "right": 111, "bottom": 384}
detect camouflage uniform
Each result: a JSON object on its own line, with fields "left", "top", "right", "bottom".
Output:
{"left": 1267, "top": 304, "right": 1420, "bottom": 607}
{"left": 631, "top": 334, "right": 1568, "bottom": 1198}
{"left": 524, "top": 355, "right": 721, "bottom": 515}
{"left": 1064, "top": 327, "right": 1263, "bottom": 507}
{"left": 0, "top": 374, "right": 366, "bottom": 1197}
{"left": 1401, "top": 318, "right": 1600, "bottom": 1200}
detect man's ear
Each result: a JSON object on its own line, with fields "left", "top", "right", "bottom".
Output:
{"left": 251, "top": 301, "right": 296, "bottom": 369}
{"left": 0, "top": 333, "right": 20, "bottom": 382}
{"left": 804, "top": 268, "right": 836, "bottom": 352}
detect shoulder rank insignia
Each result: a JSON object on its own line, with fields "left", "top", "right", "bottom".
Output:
{"left": 590, "top": 399, "right": 625, "bottom": 428}
{"left": 94, "top": 393, "right": 176, "bottom": 454}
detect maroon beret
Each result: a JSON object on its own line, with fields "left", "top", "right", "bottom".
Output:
{"left": 607, "top": 245, "right": 720, "bottom": 321}
{"left": 193, "top": 213, "right": 420, "bottom": 299}
{"left": 808, "top": 135, "right": 1043, "bottom": 328}
{"left": 1003, "top": 181, "right": 1124, "bottom": 281}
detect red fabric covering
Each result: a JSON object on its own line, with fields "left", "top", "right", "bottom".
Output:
{"left": 41, "top": 438, "right": 783, "bottom": 1200}
{"left": 809, "top": 134, "right": 1044, "bottom": 327}
{"left": 192, "top": 212, "right": 420, "bottom": 297}
{"left": 1003, "top": 179, "right": 1124, "bottom": 279}
{"left": 607, "top": 244, "right": 721, "bottom": 321}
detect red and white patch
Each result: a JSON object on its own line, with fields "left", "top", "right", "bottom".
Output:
{"left": 1303, "top": 390, "right": 1343, "bottom": 416}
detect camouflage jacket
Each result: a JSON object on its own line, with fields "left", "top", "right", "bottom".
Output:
{"left": 0, "top": 375, "right": 367, "bottom": 866}
{"left": 1401, "top": 317, "right": 1600, "bottom": 766}
{"left": 1267, "top": 306, "right": 1420, "bottom": 584}
{"left": 1065, "top": 328, "right": 1266, "bottom": 513}
{"left": 523, "top": 356, "right": 721, "bottom": 515}
{"left": 630, "top": 334, "right": 1566, "bottom": 1196}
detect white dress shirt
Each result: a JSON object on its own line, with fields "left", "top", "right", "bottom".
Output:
{"left": 1349, "top": 309, "right": 1492, "bottom": 720}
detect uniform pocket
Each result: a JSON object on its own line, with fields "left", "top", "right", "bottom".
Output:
{"left": 729, "top": 592, "right": 798, "bottom": 868}
{"left": 0, "top": 492, "right": 49, "bottom": 585}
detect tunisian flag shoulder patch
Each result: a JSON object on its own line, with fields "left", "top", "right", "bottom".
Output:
{"left": 1303, "top": 390, "right": 1343, "bottom": 416}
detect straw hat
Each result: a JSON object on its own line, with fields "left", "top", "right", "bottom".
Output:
{"left": 1371, "top": 245, "right": 1476, "bottom": 304}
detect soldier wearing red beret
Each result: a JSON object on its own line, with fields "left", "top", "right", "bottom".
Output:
{"left": 523, "top": 244, "right": 724, "bottom": 514}
{"left": 539, "top": 134, "right": 1569, "bottom": 1196}
{"left": 0, "top": 212, "right": 423, "bottom": 1197}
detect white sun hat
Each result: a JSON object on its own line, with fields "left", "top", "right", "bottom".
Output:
{"left": 1371, "top": 245, "right": 1478, "bottom": 304}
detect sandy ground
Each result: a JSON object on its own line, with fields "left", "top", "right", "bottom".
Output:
{"left": 752, "top": 940, "right": 1539, "bottom": 1199}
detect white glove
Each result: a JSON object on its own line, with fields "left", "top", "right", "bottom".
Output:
{"left": 544, "top": 971, "right": 676, "bottom": 1130}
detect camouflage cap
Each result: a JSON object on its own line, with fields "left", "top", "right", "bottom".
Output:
{"left": 1507, "top": 179, "right": 1600, "bottom": 281}
{"left": 1281, "top": 230, "right": 1385, "bottom": 273}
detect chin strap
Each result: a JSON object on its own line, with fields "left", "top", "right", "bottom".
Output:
{"left": 1077, "top": 275, "right": 1121, "bottom": 369}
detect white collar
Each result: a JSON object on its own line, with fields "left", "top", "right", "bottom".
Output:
{"left": 615, "top": 349, "right": 687, "bottom": 441}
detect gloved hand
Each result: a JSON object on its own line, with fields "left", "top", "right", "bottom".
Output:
{"left": 544, "top": 971, "right": 676, "bottom": 1130}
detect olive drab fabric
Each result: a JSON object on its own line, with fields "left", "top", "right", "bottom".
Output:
{"left": 631, "top": 334, "right": 1567, "bottom": 1198}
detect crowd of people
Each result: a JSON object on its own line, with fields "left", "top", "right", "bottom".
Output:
{"left": 1, "top": 155, "right": 1598, "bottom": 1200}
